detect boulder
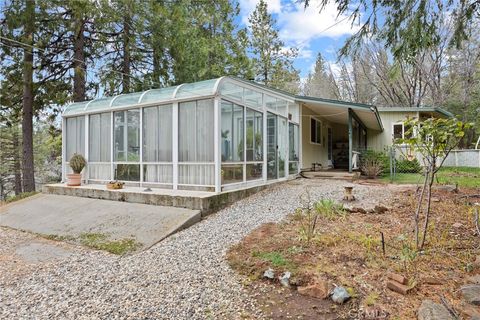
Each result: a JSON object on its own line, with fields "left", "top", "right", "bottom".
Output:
{"left": 461, "top": 285, "right": 480, "bottom": 306}
{"left": 297, "top": 280, "right": 330, "bottom": 299}
{"left": 331, "top": 286, "right": 351, "bottom": 304}
{"left": 387, "top": 272, "right": 408, "bottom": 285}
{"left": 417, "top": 300, "right": 454, "bottom": 320}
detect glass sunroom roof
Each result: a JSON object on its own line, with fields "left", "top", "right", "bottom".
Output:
{"left": 63, "top": 78, "right": 222, "bottom": 116}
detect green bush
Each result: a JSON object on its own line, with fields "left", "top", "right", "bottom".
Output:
{"left": 397, "top": 158, "right": 422, "bottom": 173}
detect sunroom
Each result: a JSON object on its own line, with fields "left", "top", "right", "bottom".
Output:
{"left": 62, "top": 77, "right": 301, "bottom": 193}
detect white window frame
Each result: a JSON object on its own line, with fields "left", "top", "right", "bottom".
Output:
{"left": 310, "top": 116, "right": 322, "bottom": 145}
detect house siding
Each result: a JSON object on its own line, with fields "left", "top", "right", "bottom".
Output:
{"left": 367, "top": 111, "right": 418, "bottom": 151}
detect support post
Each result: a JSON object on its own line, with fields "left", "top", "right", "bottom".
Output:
{"left": 348, "top": 108, "right": 353, "bottom": 173}
{"left": 172, "top": 102, "right": 179, "bottom": 190}
{"left": 262, "top": 96, "right": 268, "bottom": 182}
{"left": 61, "top": 117, "right": 66, "bottom": 182}
{"left": 84, "top": 114, "right": 89, "bottom": 183}
{"left": 214, "top": 97, "right": 221, "bottom": 193}
{"left": 139, "top": 108, "right": 143, "bottom": 187}
{"left": 110, "top": 111, "right": 114, "bottom": 181}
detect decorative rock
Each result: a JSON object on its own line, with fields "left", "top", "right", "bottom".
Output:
{"left": 297, "top": 280, "right": 330, "bottom": 299}
{"left": 467, "top": 275, "right": 480, "bottom": 284}
{"left": 351, "top": 207, "right": 367, "bottom": 214}
{"left": 460, "top": 285, "right": 480, "bottom": 306}
{"left": 417, "top": 300, "right": 454, "bottom": 320}
{"left": 374, "top": 205, "right": 388, "bottom": 214}
{"left": 263, "top": 268, "right": 275, "bottom": 280}
{"left": 279, "top": 271, "right": 291, "bottom": 287}
{"left": 331, "top": 286, "right": 351, "bottom": 304}
{"left": 452, "top": 222, "right": 463, "bottom": 228}
{"left": 387, "top": 272, "right": 408, "bottom": 285}
{"left": 387, "top": 280, "right": 410, "bottom": 295}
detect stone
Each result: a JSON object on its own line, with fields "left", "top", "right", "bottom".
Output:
{"left": 461, "top": 285, "right": 480, "bottom": 306}
{"left": 387, "top": 280, "right": 410, "bottom": 295}
{"left": 351, "top": 207, "right": 367, "bottom": 214}
{"left": 467, "top": 275, "right": 480, "bottom": 285}
{"left": 297, "top": 280, "right": 330, "bottom": 299}
{"left": 452, "top": 222, "right": 463, "bottom": 228}
{"left": 263, "top": 268, "right": 275, "bottom": 280}
{"left": 474, "top": 256, "right": 480, "bottom": 268}
{"left": 331, "top": 286, "right": 350, "bottom": 304}
{"left": 431, "top": 197, "right": 440, "bottom": 202}
{"left": 279, "top": 271, "right": 291, "bottom": 287}
{"left": 463, "top": 306, "right": 480, "bottom": 320}
{"left": 374, "top": 205, "right": 388, "bottom": 214}
{"left": 417, "top": 300, "right": 454, "bottom": 320}
{"left": 387, "top": 272, "right": 408, "bottom": 285}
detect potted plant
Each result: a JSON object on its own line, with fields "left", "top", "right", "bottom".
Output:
{"left": 67, "top": 153, "right": 86, "bottom": 186}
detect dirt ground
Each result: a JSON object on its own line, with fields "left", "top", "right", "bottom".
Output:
{"left": 228, "top": 184, "right": 480, "bottom": 319}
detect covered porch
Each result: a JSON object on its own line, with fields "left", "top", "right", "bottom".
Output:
{"left": 298, "top": 97, "right": 383, "bottom": 173}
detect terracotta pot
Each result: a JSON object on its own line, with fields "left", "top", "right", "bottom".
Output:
{"left": 66, "top": 173, "right": 82, "bottom": 186}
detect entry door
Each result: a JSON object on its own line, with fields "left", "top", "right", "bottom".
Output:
{"left": 327, "top": 127, "right": 333, "bottom": 166}
{"left": 267, "top": 113, "right": 277, "bottom": 180}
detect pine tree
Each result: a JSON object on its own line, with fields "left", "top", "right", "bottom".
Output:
{"left": 248, "top": 0, "right": 299, "bottom": 93}
{"left": 303, "top": 53, "right": 339, "bottom": 99}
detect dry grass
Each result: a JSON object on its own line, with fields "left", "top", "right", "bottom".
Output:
{"left": 227, "top": 188, "right": 480, "bottom": 319}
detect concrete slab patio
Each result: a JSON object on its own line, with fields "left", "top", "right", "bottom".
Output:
{"left": 0, "top": 194, "right": 201, "bottom": 251}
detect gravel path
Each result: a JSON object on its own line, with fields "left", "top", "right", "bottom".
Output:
{"left": 0, "top": 179, "right": 395, "bottom": 319}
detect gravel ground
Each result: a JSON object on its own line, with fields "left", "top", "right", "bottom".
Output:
{"left": 0, "top": 179, "right": 396, "bottom": 319}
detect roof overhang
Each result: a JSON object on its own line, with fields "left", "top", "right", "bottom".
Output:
{"left": 377, "top": 106, "right": 453, "bottom": 118}
{"left": 296, "top": 96, "right": 384, "bottom": 131}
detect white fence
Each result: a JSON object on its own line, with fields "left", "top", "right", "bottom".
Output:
{"left": 442, "top": 149, "right": 480, "bottom": 168}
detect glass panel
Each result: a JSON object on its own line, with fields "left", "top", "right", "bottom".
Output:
{"left": 175, "top": 79, "right": 219, "bottom": 98}
{"left": 89, "top": 163, "right": 111, "bottom": 180}
{"left": 288, "top": 102, "right": 299, "bottom": 123}
{"left": 144, "top": 164, "right": 173, "bottom": 183}
{"left": 221, "top": 101, "right": 233, "bottom": 162}
{"left": 233, "top": 104, "right": 244, "bottom": 161}
{"left": 244, "top": 89, "right": 262, "bottom": 110}
{"left": 143, "top": 105, "right": 172, "bottom": 162}
{"left": 139, "top": 87, "right": 178, "bottom": 104}
{"left": 222, "top": 164, "right": 243, "bottom": 184}
{"left": 246, "top": 109, "right": 263, "bottom": 161}
{"left": 278, "top": 117, "right": 287, "bottom": 178}
{"left": 246, "top": 163, "right": 263, "bottom": 181}
{"left": 219, "top": 80, "right": 243, "bottom": 102}
{"left": 111, "top": 92, "right": 143, "bottom": 108}
{"left": 66, "top": 116, "right": 85, "bottom": 160}
{"left": 114, "top": 109, "right": 140, "bottom": 162}
{"left": 178, "top": 164, "right": 215, "bottom": 185}
{"left": 64, "top": 101, "right": 89, "bottom": 115}
{"left": 179, "top": 99, "right": 214, "bottom": 162}
{"left": 89, "top": 113, "right": 111, "bottom": 162}
{"left": 289, "top": 123, "right": 299, "bottom": 162}
{"left": 288, "top": 162, "right": 298, "bottom": 174}
{"left": 115, "top": 164, "right": 140, "bottom": 181}
{"left": 265, "top": 95, "right": 276, "bottom": 112}
{"left": 267, "top": 113, "right": 277, "bottom": 180}
{"left": 87, "top": 97, "right": 114, "bottom": 111}
{"left": 276, "top": 99, "right": 288, "bottom": 117}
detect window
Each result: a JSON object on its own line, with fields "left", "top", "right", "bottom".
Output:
{"left": 310, "top": 117, "right": 322, "bottom": 144}
{"left": 245, "top": 108, "right": 263, "bottom": 161}
{"left": 66, "top": 116, "right": 85, "bottom": 160}
{"left": 221, "top": 100, "right": 244, "bottom": 162}
{"left": 289, "top": 123, "right": 299, "bottom": 174}
{"left": 143, "top": 105, "right": 172, "bottom": 162}
{"left": 114, "top": 109, "right": 140, "bottom": 162}
{"left": 89, "top": 113, "right": 111, "bottom": 162}
{"left": 393, "top": 123, "right": 413, "bottom": 141}
{"left": 179, "top": 99, "right": 214, "bottom": 162}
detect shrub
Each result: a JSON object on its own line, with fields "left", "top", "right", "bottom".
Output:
{"left": 361, "top": 158, "right": 384, "bottom": 178}
{"left": 360, "top": 150, "right": 389, "bottom": 176}
{"left": 69, "top": 153, "right": 86, "bottom": 174}
{"left": 396, "top": 157, "right": 422, "bottom": 173}
{"left": 314, "top": 199, "right": 346, "bottom": 220}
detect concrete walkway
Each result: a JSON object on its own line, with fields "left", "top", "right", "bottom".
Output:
{"left": 0, "top": 194, "right": 201, "bottom": 251}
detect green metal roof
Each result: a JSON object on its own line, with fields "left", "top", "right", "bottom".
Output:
{"left": 377, "top": 106, "right": 453, "bottom": 118}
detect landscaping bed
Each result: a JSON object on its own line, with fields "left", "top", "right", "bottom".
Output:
{"left": 227, "top": 187, "right": 480, "bottom": 319}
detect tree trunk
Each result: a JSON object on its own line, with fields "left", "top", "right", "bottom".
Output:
{"left": 73, "top": 15, "right": 86, "bottom": 102}
{"left": 122, "top": 11, "right": 131, "bottom": 93}
{"left": 22, "top": 0, "right": 35, "bottom": 193}
{"left": 12, "top": 129, "right": 22, "bottom": 195}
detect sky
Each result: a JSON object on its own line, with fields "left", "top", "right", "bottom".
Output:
{"left": 237, "top": 0, "right": 361, "bottom": 78}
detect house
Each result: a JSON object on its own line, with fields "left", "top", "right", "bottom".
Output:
{"left": 62, "top": 76, "right": 451, "bottom": 192}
